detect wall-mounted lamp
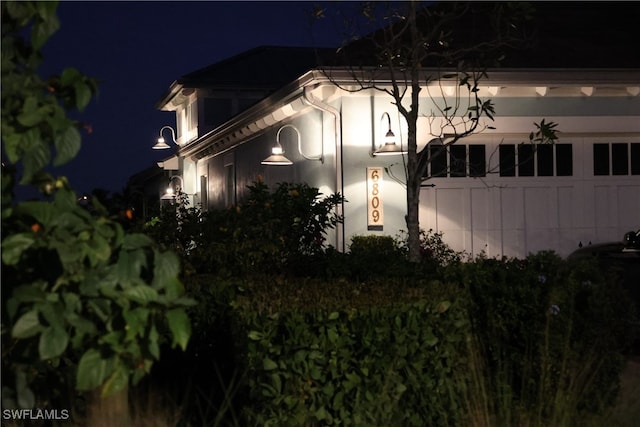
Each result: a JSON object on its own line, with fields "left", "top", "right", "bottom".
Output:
{"left": 373, "top": 112, "right": 407, "bottom": 156}
{"left": 153, "top": 126, "right": 177, "bottom": 150}
{"left": 161, "top": 175, "right": 184, "bottom": 200}
{"left": 262, "top": 124, "right": 324, "bottom": 165}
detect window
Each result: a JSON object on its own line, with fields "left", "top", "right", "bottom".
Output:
{"left": 429, "top": 144, "right": 447, "bottom": 177}
{"left": 449, "top": 145, "right": 466, "bottom": 177}
{"left": 632, "top": 144, "right": 640, "bottom": 175}
{"left": 556, "top": 144, "right": 573, "bottom": 176}
{"left": 517, "top": 144, "right": 534, "bottom": 177}
{"left": 537, "top": 145, "right": 554, "bottom": 176}
{"left": 499, "top": 145, "right": 516, "bottom": 177}
{"left": 593, "top": 143, "right": 640, "bottom": 176}
{"left": 178, "top": 99, "right": 197, "bottom": 140}
{"left": 469, "top": 145, "right": 487, "bottom": 177}
{"left": 499, "top": 143, "right": 573, "bottom": 177}
{"left": 593, "top": 144, "right": 609, "bottom": 175}
{"left": 426, "top": 144, "right": 486, "bottom": 178}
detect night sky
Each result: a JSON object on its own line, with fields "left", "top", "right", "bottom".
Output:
{"left": 37, "top": 1, "right": 350, "bottom": 196}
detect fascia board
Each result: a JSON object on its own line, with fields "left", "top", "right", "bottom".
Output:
{"left": 180, "top": 71, "right": 320, "bottom": 159}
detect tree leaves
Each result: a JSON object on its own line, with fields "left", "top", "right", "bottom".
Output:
{"left": 166, "top": 308, "right": 191, "bottom": 351}
{"left": 38, "top": 326, "right": 69, "bottom": 360}
{"left": 54, "top": 125, "right": 81, "bottom": 166}
{"left": 76, "top": 349, "right": 115, "bottom": 391}
{"left": 12, "top": 310, "right": 43, "bottom": 338}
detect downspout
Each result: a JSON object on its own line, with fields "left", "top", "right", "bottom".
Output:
{"left": 302, "top": 85, "right": 345, "bottom": 252}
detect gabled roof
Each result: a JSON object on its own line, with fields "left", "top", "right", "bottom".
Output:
{"left": 156, "top": 46, "right": 335, "bottom": 108}
{"left": 179, "top": 46, "right": 335, "bottom": 87}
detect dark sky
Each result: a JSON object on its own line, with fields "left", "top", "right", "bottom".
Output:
{"left": 38, "top": 1, "right": 350, "bottom": 196}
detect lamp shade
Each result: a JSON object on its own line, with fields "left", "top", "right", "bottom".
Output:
{"left": 374, "top": 142, "right": 407, "bottom": 156}
{"left": 262, "top": 145, "right": 293, "bottom": 165}
{"left": 153, "top": 137, "right": 171, "bottom": 150}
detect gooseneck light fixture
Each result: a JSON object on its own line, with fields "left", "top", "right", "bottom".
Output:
{"left": 262, "top": 124, "right": 324, "bottom": 165}
{"left": 373, "top": 112, "right": 407, "bottom": 156}
{"left": 153, "top": 126, "right": 177, "bottom": 150}
{"left": 161, "top": 175, "right": 185, "bottom": 200}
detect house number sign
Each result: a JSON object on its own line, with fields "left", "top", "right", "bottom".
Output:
{"left": 367, "top": 167, "right": 384, "bottom": 230}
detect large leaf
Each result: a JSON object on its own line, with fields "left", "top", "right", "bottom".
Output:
{"left": 165, "top": 308, "right": 191, "bottom": 351}
{"left": 16, "top": 200, "right": 56, "bottom": 226}
{"left": 123, "top": 286, "right": 158, "bottom": 304}
{"left": 16, "top": 96, "right": 44, "bottom": 127}
{"left": 38, "top": 326, "right": 69, "bottom": 360}
{"left": 53, "top": 125, "right": 81, "bottom": 166}
{"left": 122, "top": 233, "right": 153, "bottom": 250}
{"left": 152, "top": 250, "right": 180, "bottom": 289}
{"left": 76, "top": 349, "right": 115, "bottom": 391}
{"left": 12, "top": 310, "right": 43, "bottom": 338}
{"left": 2, "top": 233, "right": 35, "bottom": 265}
{"left": 74, "top": 81, "right": 92, "bottom": 111}
{"left": 101, "top": 365, "right": 129, "bottom": 397}
{"left": 21, "top": 133, "right": 50, "bottom": 184}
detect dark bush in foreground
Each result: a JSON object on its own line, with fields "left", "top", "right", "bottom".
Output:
{"left": 152, "top": 251, "right": 637, "bottom": 426}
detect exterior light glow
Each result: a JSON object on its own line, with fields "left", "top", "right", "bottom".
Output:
{"left": 373, "top": 112, "right": 407, "bottom": 156}
{"left": 262, "top": 124, "right": 323, "bottom": 165}
{"left": 153, "top": 126, "right": 177, "bottom": 149}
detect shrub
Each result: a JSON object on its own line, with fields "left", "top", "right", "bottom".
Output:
{"left": 142, "top": 181, "right": 344, "bottom": 277}
{"left": 453, "top": 252, "right": 637, "bottom": 425}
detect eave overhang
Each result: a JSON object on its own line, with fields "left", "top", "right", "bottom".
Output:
{"left": 177, "top": 67, "right": 640, "bottom": 161}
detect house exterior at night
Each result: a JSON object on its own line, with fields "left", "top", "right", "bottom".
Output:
{"left": 149, "top": 5, "right": 640, "bottom": 259}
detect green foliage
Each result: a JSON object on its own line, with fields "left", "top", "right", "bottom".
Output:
{"left": 1, "top": 1, "right": 193, "bottom": 410}
{"left": 346, "top": 235, "right": 406, "bottom": 280}
{"left": 144, "top": 180, "right": 344, "bottom": 277}
{"left": 174, "top": 252, "right": 636, "bottom": 425}
{"left": 232, "top": 279, "right": 470, "bottom": 426}
{"left": 454, "top": 251, "right": 637, "bottom": 425}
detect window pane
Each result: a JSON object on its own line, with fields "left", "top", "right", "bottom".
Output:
{"left": 612, "top": 143, "right": 629, "bottom": 175}
{"left": 556, "top": 144, "right": 573, "bottom": 176}
{"left": 450, "top": 145, "right": 466, "bottom": 177}
{"left": 429, "top": 145, "right": 447, "bottom": 177}
{"left": 537, "top": 144, "right": 553, "bottom": 176}
{"left": 631, "top": 143, "right": 640, "bottom": 175}
{"left": 499, "top": 145, "right": 516, "bottom": 177}
{"left": 518, "top": 144, "right": 534, "bottom": 176}
{"left": 593, "top": 144, "right": 609, "bottom": 175}
{"left": 469, "top": 145, "right": 486, "bottom": 177}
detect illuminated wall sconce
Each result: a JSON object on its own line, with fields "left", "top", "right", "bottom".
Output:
{"left": 373, "top": 112, "right": 407, "bottom": 156}
{"left": 153, "top": 126, "right": 177, "bottom": 149}
{"left": 161, "top": 175, "right": 184, "bottom": 200}
{"left": 262, "top": 124, "right": 324, "bottom": 165}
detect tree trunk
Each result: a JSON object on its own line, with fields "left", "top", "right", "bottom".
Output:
{"left": 405, "top": 0, "right": 423, "bottom": 263}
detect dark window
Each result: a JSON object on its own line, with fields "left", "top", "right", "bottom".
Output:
{"left": 469, "top": 145, "right": 486, "bottom": 177}
{"left": 631, "top": 143, "right": 640, "bottom": 175}
{"left": 612, "top": 143, "right": 629, "bottom": 175}
{"left": 499, "top": 145, "right": 516, "bottom": 177}
{"left": 556, "top": 144, "right": 573, "bottom": 176}
{"left": 518, "top": 144, "right": 535, "bottom": 177}
{"left": 449, "top": 145, "right": 466, "bottom": 177}
{"left": 593, "top": 144, "right": 609, "bottom": 175}
{"left": 429, "top": 145, "right": 447, "bottom": 177}
{"left": 537, "top": 144, "right": 554, "bottom": 176}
